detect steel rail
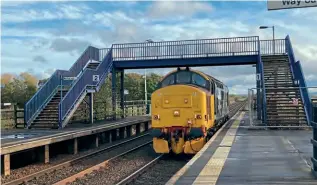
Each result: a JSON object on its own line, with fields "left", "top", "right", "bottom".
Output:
{"left": 115, "top": 154, "right": 164, "bottom": 185}
{"left": 116, "top": 101, "right": 247, "bottom": 185}
{"left": 3, "top": 133, "right": 150, "bottom": 185}
{"left": 53, "top": 141, "right": 153, "bottom": 185}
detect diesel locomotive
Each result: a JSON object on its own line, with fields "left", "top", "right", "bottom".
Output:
{"left": 151, "top": 67, "right": 229, "bottom": 154}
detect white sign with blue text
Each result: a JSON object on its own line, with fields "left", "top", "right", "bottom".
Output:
{"left": 268, "top": 0, "right": 317, "bottom": 10}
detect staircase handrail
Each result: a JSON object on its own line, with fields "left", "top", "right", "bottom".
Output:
{"left": 58, "top": 49, "right": 113, "bottom": 128}
{"left": 24, "top": 46, "right": 100, "bottom": 126}
{"left": 285, "top": 35, "right": 296, "bottom": 80}
{"left": 258, "top": 37, "right": 267, "bottom": 124}
{"left": 295, "top": 61, "right": 312, "bottom": 125}
{"left": 286, "top": 35, "right": 311, "bottom": 125}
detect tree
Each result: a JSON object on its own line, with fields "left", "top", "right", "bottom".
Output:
{"left": 1, "top": 73, "right": 14, "bottom": 85}
{"left": 19, "top": 72, "right": 38, "bottom": 86}
{"left": 1, "top": 72, "right": 37, "bottom": 107}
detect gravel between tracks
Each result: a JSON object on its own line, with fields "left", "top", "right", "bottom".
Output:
{"left": 24, "top": 135, "right": 152, "bottom": 185}
{"left": 70, "top": 145, "right": 159, "bottom": 185}
{"left": 131, "top": 155, "right": 190, "bottom": 185}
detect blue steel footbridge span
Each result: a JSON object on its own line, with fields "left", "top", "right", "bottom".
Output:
{"left": 24, "top": 35, "right": 311, "bottom": 130}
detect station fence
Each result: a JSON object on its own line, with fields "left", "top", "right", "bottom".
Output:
{"left": 2, "top": 100, "right": 150, "bottom": 129}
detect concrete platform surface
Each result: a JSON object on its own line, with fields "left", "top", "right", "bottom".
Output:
{"left": 167, "top": 111, "right": 315, "bottom": 185}
{"left": 0, "top": 116, "right": 150, "bottom": 154}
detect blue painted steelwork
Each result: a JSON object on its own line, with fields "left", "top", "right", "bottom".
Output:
{"left": 111, "top": 67, "right": 117, "bottom": 120}
{"left": 112, "top": 36, "right": 259, "bottom": 62}
{"left": 294, "top": 61, "right": 312, "bottom": 124}
{"left": 257, "top": 38, "right": 267, "bottom": 124}
{"left": 311, "top": 103, "right": 317, "bottom": 177}
{"left": 59, "top": 49, "right": 112, "bottom": 128}
{"left": 115, "top": 55, "right": 258, "bottom": 69}
{"left": 285, "top": 35, "right": 311, "bottom": 125}
{"left": 26, "top": 36, "right": 305, "bottom": 129}
{"left": 24, "top": 46, "right": 100, "bottom": 126}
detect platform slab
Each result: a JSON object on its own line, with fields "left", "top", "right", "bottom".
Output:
{"left": 1, "top": 116, "right": 150, "bottom": 154}
{"left": 167, "top": 111, "right": 315, "bottom": 185}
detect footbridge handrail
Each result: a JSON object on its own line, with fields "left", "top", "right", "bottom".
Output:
{"left": 112, "top": 36, "right": 260, "bottom": 61}
{"left": 59, "top": 49, "right": 112, "bottom": 128}
{"left": 24, "top": 46, "right": 100, "bottom": 126}
{"left": 285, "top": 35, "right": 311, "bottom": 125}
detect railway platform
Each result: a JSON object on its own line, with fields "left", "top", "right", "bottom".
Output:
{"left": 0, "top": 116, "right": 150, "bottom": 176}
{"left": 167, "top": 111, "right": 315, "bottom": 185}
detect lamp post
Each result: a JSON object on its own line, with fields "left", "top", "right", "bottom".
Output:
{"left": 259, "top": 26, "right": 275, "bottom": 54}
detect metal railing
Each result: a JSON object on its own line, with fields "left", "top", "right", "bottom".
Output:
{"left": 286, "top": 35, "right": 312, "bottom": 125}
{"left": 24, "top": 46, "right": 100, "bottom": 126}
{"left": 112, "top": 36, "right": 260, "bottom": 61}
{"left": 260, "top": 39, "right": 286, "bottom": 55}
{"left": 311, "top": 103, "right": 317, "bottom": 176}
{"left": 257, "top": 37, "right": 267, "bottom": 124}
{"left": 59, "top": 49, "right": 113, "bottom": 128}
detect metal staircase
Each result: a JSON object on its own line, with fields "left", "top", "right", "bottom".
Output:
{"left": 25, "top": 47, "right": 110, "bottom": 129}
{"left": 24, "top": 35, "right": 311, "bottom": 129}
{"left": 30, "top": 89, "right": 68, "bottom": 129}
{"left": 262, "top": 55, "right": 307, "bottom": 126}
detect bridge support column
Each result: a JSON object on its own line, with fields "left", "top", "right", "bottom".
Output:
{"left": 89, "top": 93, "right": 94, "bottom": 124}
{"left": 256, "top": 63, "right": 261, "bottom": 120}
{"left": 112, "top": 68, "right": 117, "bottom": 120}
{"left": 120, "top": 70, "right": 125, "bottom": 118}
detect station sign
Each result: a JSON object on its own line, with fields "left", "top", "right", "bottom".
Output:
{"left": 268, "top": 0, "right": 317, "bottom": 10}
{"left": 256, "top": 74, "right": 261, "bottom": 81}
{"left": 93, "top": 75, "right": 100, "bottom": 82}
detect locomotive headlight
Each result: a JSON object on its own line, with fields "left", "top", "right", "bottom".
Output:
{"left": 153, "top": 115, "right": 160, "bottom": 120}
{"left": 195, "top": 114, "right": 202, "bottom": 119}
{"left": 173, "top": 110, "right": 180, "bottom": 116}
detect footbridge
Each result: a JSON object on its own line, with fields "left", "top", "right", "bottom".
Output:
{"left": 24, "top": 35, "right": 311, "bottom": 130}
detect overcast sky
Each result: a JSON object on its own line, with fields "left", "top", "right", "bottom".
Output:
{"left": 1, "top": 1, "right": 316, "bottom": 94}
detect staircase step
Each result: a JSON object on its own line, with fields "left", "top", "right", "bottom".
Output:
{"left": 30, "top": 123, "right": 58, "bottom": 129}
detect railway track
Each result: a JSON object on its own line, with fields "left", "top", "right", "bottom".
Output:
{"left": 4, "top": 101, "right": 246, "bottom": 185}
{"left": 2, "top": 134, "right": 152, "bottom": 185}
{"left": 114, "top": 100, "right": 246, "bottom": 185}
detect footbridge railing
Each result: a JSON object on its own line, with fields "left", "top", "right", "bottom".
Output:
{"left": 59, "top": 49, "right": 112, "bottom": 128}
{"left": 285, "top": 35, "right": 312, "bottom": 125}
{"left": 24, "top": 46, "right": 100, "bottom": 126}
{"left": 112, "top": 36, "right": 260, "bottom": 61}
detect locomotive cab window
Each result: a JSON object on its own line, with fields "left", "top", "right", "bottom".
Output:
{"left": 161, "top": 74, "right": 175, "bottom": 87}
{"left": 176, "top": 71, "right": 191, "bottom": 84}
{"left": 192, "top": 73, "right": 207, "bottom": 87}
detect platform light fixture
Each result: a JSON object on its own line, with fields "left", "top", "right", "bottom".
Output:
{"left": 259, "top": 25, "right": 275, "bottom": 54}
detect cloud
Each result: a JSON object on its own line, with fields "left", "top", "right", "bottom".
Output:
{"left": 148, "top": 1, "right": 212, "bottom": 19}
{"left": 1, "top": 1, "right": 316, "bottom": 93}
{"left": 1, "top": 4, "right": 89, "bottom": 23}
{"left": 50, "top": 38, "right": 91, "bottom": 54}
{"left": 33, "top": 55, "right": 48, "bottom": 64}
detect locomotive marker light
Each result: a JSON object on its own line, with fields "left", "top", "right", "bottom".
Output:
{"left": 174, "top": 110, "right": 180, "bottom": 117}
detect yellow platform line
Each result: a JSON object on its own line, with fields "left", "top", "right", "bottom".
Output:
{"left": 193, "top": 112, "right": 245, "bottom": 185}
{"left": 165, "top": 111, "right": 243, "bottom": 185}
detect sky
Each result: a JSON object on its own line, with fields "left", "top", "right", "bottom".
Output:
{"left": 1, "top": 1, "right": 317, "bottom": 94}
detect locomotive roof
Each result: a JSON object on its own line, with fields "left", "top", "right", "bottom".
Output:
{"left": 162, "top": 67, "right": 227, "bottom": 87}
